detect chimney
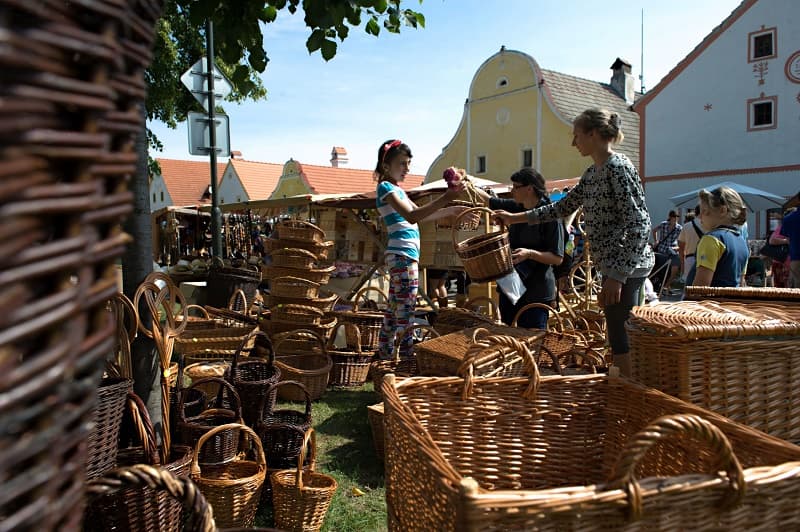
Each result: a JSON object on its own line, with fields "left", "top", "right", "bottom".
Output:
{"left": 230, "top": 150, "right": 242, "bottom": 159}
{"left": 330, "top": 146, "right": 348, "bottom": 167}
{"left": 610, "top": 58, "right": 635, "bottom": 104}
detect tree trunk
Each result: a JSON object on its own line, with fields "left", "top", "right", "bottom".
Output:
{"left": 122, "top": 105, "right": 162, "bottom": 442}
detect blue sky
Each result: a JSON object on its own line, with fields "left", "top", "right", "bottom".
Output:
{"left": 149, "top": 0, "right": 743, "bottom": 176}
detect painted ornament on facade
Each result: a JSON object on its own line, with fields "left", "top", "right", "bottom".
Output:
{"left": 704, "top": 103, "right": 713, "bottom": 111}
{"left": 786, "top": 50, "right": 800, "bottom": 84}
{"left": 753, "top": 60, "right": 768, "bottom": 85}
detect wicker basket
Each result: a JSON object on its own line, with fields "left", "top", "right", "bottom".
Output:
{"left": 85, "top": 394, "right": 194, "bottom": 532}
{"left": 274, "top": 330, "right": 333, "bottom": 401}
{"left": 271, "top": 428, "right": 337, "bottom": 532}
{"left": 265, "top": 237, "right": 334, "bottom": 260}
{"left": 452, "top": 207, "right": 513, "bottom": 283}
{"left": 207, "top": 258, "right": 262, "bottom": 311}
{"left": 383, "top": 358, "right": 800, "bottom": 531}
{"left": 276, "top": 219, "right": 325, "bottom": 243}
{"left": 271, "top": 303, "right": 325, "bottom": 326}
{"left": 257, "top": 381, "right": 313, "bottom": 470}
{"left": 270, "top": 276, "right": 321, "bottom": 299}
{"left": 184, "top": 361, "right": 231, "bottom": 394}
{"left": 271, "top": 247, "right": 319, "bottom": 269}
{"left": 367, "top": 402, "right": 385, "bottom": 461}
{"left": 334, "top": 286, "right": 387, "bottom": 350}
{"left": 177, "top": 378, "right": 243, "bottom": 465}
{"left": 262, "top": 264, "right": 335, "bottom": 285}
{"left": 230, "top": 330, "right": 281, "bottom": 428}
{"left": 628, "top": 300, "right": 800, "bottom": 442}
{"left": 326, "top": 322, "right": 375, "bottom": 387}
{"left": 86, "top": 377, "right": 132, "bottom": 480}
{"left": 263, "top": 313, "right": 338, "bottom": 341}
{"left": 174, "top": 326, "right": 256, "bottom": 356}
{"left": 266, "top": 290, "right": 339, "bottom": 312}
{"left": 370, "top": 323, "right": 439, "bottom": 395}
{"left": 683, "top": 286, "right": 800, "bottom": 305}
{"left": 415, "top": 324, "right": 546, "bottom": 377}
{"left": 432, "top": 306, "right": 495, "bottom": 336}
{"left": 191, "top": 423, "right": 266, "bottom": 529}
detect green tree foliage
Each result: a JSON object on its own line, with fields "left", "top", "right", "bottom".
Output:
{"left": 147, "top": 0, "right": 425, "bottom": 161}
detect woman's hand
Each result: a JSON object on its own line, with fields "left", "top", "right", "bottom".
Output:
{"left": 598, "top": 277, "right": 622, "bottom": 308}
{"left": 511, "top": 248, "right": 533, "bottom": 265}
{"left": 492, "top": 210, "right": 527, "bottom": 226}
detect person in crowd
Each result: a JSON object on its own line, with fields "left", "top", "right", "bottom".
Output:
{"left": 780, "top": 200, "right": 800, "bottom": 288}
{"left": 652, "top": 210, "right": 682, "bottom": 294}
{"left": 426, "top": 268, "right": 449, "bottom": 309}
{"left": 690, "top": 186, "right": 750, "bottom": 287}
{"left": 374, "top": 139, "right": 465, "bottom": 359}
{"left": 493, "top": 108, "right": 653, "bottom": 376}
{"left": 768, "top": 209, "right": 792, "bottom": 288}
{"left": 472, "top": 167, "right": 564, "bottom": 329}
{"left": 678, "top": 205, "right": 703, "bottom": 286}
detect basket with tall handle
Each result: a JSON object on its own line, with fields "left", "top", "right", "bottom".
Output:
{"left": 452, "top": 206, "right": 513, "bottom": 283}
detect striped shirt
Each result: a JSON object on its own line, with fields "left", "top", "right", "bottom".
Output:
{"left": 376, "top": 180, "right": 419, "bottom": 260}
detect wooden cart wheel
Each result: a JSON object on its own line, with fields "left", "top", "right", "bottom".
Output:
{"left": 568, "top": 258, "right": 602, "bottom": 310}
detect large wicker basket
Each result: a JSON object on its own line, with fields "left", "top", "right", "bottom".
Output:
{"left": 275, "top": 219, "right": 325, "bottom": 243}
{"left": 265, "top": 237, "right": 334, "bottom": 260}
{"left": 432, "top": 306, "right": 495, "bottom": 336}
{"left": 270, "top": 247, "right": 319, "bottom": 269}
{"left": 262, "top": 264, "right": 335, "bottom": 285}
{"left": 383, "top": 359, "right": 800, "bottom": 531}
{"left": 266, "top": 290, "right": 339, "bottom": 312}
{"left": 269, "top": 276, "right": 321, "bottom": 299}
{"left": 683, "top": 286, "right": 800, "bottom": 305}
{"left": 207, "top": 259, "right": 262, "bottom": 311}
{"left": 628, "top": 300, "right": 800, "bottom": 442}
{"left": 274, "top": 330, "right": 333, "bottom": 401}
{"left": 452, "top": 207, "right": 513, "bottom": 283}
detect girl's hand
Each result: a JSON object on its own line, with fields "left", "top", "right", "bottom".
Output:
{"left": 598, "top": 277, "right": 622, "bottom": 308}
{"left": 443, "top": 182, "right": 464, "bottom": 200}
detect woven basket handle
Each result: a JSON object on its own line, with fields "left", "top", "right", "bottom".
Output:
{"left": 262, "top": 380, "right": 312, "bottom": 418}
{"left": 512, "top": 302, "right": 563, "bottom": 331}
{"left": 228, "top": 288, "right": 248, "bottom": 313}
{"left": 87, "top": 464, "right": 214, "bottom": 532}
{"left": 179, "top": 376, "right": 242, "bottom": 422}
{"left": 133, "top": 280, "right": 188, "bottom": 340}
{"left": 353, "top": 286, "right": 388, "bottom": 312}
{"left": 327, "top": 321, "right": 362, "bottom": 354}
{"left": 185, "top": 304, "right": 210, "bottom": 319}
{"left": 391, "top": 323, "right": 440, "bottom": 362}
{"left": 111, "top": 292, "right": 139, "bottom": 345}
{"left": 125, "top": 392, "right": 160, "bottom": 466}
{"left": 190, "top": 423, "right": 266, "bottom": 480}
{"left": 273, "top": 329, "right": 327, "bottom": 356}
{"left": 295, "top": 427, "right": 318, "bottom": 490}
{"left": 231, "top": 329, "right": 273, "bottom": 371}
{"left": 464, "top": 296, "right": 499, "bottom": 322}
{"left": 457, "top": 334, "right": 540, "bottom": 400}
{"left": 607, "top": 414, "right": 745, "bottom": 522}
{"left": 451, "top": 206, "right": 502, "bottom": 248}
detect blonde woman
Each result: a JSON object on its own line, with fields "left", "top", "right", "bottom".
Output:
{"left": 691, "top": 186, "right": 750, "bottom": 287}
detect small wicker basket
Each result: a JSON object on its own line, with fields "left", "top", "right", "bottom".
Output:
{"left": 276, "top": 219, "right": 325, "bottom": 243}
{"left": 262, "top": 264, "right": 335, "bottom": 285}
{"left": 326, "top": 322, "right": 375, "bottom": 387}
{"left": 452, "top": 207, "right": 513, "bottom": 283}
{"left": 274, "top": 330, "right": 333, "bottom": 401}
{"left": 271, "top": 247, "right": 319, "bottom": 269}
{"left": 270, "top": 276, "right": 321, "bottom": 299}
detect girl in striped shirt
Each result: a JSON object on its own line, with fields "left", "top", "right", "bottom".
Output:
{"left": 375, "top": 139, "right": 465, "bottom": 359}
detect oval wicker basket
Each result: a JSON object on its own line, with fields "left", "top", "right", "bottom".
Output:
{"left": 270, "top": 247, "right": 319, "bottom": 269}
{"left": 275, "top": 219, "right": 325, "bottom": 243}
{"left": 326, "top": 322, "right": 375, "bottom": 387}
{"left": 266, "top": 290, "right": 339, "bottom": 312}
{"left": 274, "top": 330, "right": 333, "bottom": 401}
{"left": 452, "top": 207, "right": 513, "bottom": 283}
{"left": 262, "top": 264, "right": 335, "bottom": 285}
{"left": 270, "top": 276, "right": 321, "bottom": 299}
{"left": 265, "top": 237, "right": 334, "bottom": 260}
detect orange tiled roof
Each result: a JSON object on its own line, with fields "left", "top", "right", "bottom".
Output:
{"left": 297, "top": 162, "right": 424, "bottom": 194}
{"left": 229, "top": 159, "right": 283, "bottom": 200}
{"left": 156, "top": 158, "right": 226, "bottom": 207}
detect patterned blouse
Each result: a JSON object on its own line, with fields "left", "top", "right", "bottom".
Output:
{"left": 525, "top": 153, "right": 655, "bottom": 282}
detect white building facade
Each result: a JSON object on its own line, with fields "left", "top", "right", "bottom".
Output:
{"left": 635, "top": 0, "right": 799, "bottom": 238}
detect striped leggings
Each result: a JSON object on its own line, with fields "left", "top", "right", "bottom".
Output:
{"left": 378, "top": 254, "right": 419, "bottom": 359}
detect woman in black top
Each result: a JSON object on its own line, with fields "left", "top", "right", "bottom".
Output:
{"left": 474, "top": 167, "right": 564, "bottom": 328}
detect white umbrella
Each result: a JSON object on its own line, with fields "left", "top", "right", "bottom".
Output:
{"left": 669, "top": 181, "right": 786, "bottom": 212}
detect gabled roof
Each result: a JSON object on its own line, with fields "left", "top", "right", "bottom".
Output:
{"left": 156, "top": 158, "right": 226, "bottom": 207}
{"left": 296, "top": 162, "right": 424, "bottom": 194}
{"left": 541, "top": 69, "right": 641, "bottom": 170}
{"left": 229, "top": 159, "right": 283, "bottom": 201}
{"left": 634, "top": 0, "right": 752, "bottom": 109}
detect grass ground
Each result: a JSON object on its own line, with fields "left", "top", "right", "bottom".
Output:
{"left": 254, "top": 382, "right": 387, "bottom": 531}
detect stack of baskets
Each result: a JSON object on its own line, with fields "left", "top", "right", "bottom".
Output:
{"left": 627, "top": 299, "right": 800, "bottom": 443}
{"left": 262, "top": 219, "right": 336, "bottom": 290}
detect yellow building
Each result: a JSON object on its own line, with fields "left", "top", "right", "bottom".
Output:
{"left": 426, "top": 47, "right": 641, "bottom": 184}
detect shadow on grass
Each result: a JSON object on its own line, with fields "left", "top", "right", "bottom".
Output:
{"left": 313, "top": 385, "right": 384, "bottom": 488}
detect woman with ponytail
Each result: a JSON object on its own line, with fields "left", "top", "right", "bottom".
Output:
{"left": 493, "top": 108, "right": 654, "bottom": 376}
